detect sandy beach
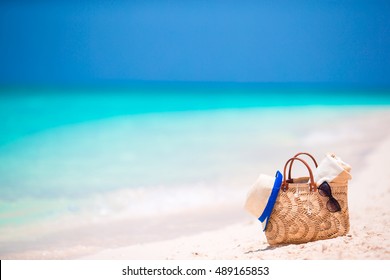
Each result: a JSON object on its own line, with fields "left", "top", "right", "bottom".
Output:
{"left": 1, "top": 107, "right": 390, "bottom": 260}
{"left": 80, "top": 108, "right": 390, "bottom": 260}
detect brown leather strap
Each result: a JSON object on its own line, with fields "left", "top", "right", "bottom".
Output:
{"left": 282, "top": 157, "right": 317, "bottom": 192}
{"left": 288, "top": 152, "right": 318, "bottom": 179}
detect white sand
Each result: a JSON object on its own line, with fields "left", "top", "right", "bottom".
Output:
{"left": 82, "top": 109, "right": 390, "bottom": 260}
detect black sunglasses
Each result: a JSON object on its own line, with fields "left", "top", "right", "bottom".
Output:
{"left": 318, "top": 181, "right": 341, "bottom": 212}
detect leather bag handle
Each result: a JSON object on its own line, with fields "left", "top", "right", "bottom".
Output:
{"left": 288, "top": 152, "right": 318, "bottom": 179}
{"left": 282, "top": 157, "right": 317, "bottom": 192}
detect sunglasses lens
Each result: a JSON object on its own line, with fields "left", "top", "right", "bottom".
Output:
{"left": 318, "top": 182, "right": 331, "bottom": 196}
{"left": 318, "top": 188, "right": 328, "bottom": 197}
{"left": 327, "top": 198, "right": 341, "bottom": 212}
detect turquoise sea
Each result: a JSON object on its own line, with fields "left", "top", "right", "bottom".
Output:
{"left": 0, "top": 84, "right": 389, "bottom": 256}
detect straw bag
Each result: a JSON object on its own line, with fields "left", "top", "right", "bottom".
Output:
{"left": 264, "top": 156, "right": 350, "bottom": 245}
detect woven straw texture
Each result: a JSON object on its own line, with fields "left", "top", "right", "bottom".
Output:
{"left": 265, "top": 182, "right": 350, "bottom": 245}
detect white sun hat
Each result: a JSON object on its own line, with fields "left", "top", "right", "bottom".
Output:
{"left": 244, "top": 173, "right": 275, "bottom": 218}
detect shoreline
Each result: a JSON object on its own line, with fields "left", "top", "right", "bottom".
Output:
{"left": 0, "top": 203, "right": 249, "bottom": 260}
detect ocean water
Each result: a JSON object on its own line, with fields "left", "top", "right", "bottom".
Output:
{"left": 0, "top": 85, "right": 389, "bottom": 252}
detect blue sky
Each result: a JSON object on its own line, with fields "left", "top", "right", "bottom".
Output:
{"left": 0, "top": 1, "right": 389, "bottom": 86}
